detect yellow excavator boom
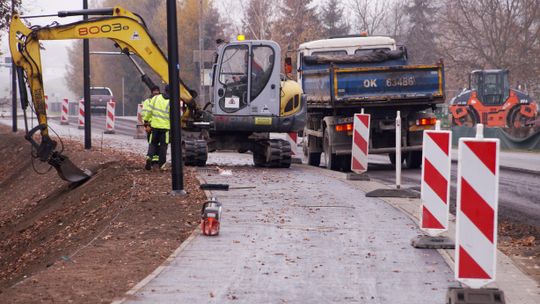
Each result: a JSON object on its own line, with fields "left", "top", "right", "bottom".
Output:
{"left": 9, "top": 6, "right": 195, "bottom": 182}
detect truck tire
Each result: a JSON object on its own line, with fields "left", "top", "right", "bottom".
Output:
{"left": 323, "top": 128, "right": 339, "bottom": 171}
{"left": 305, "top": 134, "right": 321, "bottom": 167}
{"left": 405, "top": 151, "right": 422, "bottom": 169}
{"left": 307, "top": 151, "right": 321, "bottom": 167}
{"left": 338, "top": 155, "right": 351, "bottom": 172}
{"left": 388, "top": 153, "right": 404, "bottom": 167}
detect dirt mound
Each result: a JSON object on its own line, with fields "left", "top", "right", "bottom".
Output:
{"left": 0, "top": 126, "right": 205, "bottom": 303}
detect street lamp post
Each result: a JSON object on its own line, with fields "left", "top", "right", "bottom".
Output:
{"left": 167, "top": 0, "right": 185, "bottom": 194}
{"left": 83, "top": 0, "right": 91, "bottom": 149}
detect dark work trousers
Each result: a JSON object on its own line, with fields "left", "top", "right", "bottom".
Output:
{"left": 147, "top": 129, "right": 160, "bottom": 163}
{"left": 147, "top": 128, "right": 169, "bottom": 166}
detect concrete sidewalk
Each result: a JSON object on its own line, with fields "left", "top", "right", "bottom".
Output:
{"left": 118, "top": 165, "right": 454, "bottom": 303}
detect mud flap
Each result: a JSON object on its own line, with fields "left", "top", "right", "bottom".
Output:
{"left": 49, "top": 152, "right": 92, "bottom": 183}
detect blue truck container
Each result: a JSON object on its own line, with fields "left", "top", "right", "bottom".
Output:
{"left": 297, "top": 37, "right": 445, "bottom": 171}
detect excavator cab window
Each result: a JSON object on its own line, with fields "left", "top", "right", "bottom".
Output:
{"left": 218, "top": 45, "right": 249, "bottom": 112}
{"left": 250, "top": 45, "right": 275, "bottom": 101}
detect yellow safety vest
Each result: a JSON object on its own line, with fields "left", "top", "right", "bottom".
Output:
{"left": 141, "top": 97, "right": 153, "bottom": 123}
{"left": 144, "top": 94, "right": 170, "bottom": 130}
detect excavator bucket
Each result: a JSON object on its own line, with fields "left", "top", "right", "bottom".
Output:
{"left": 49, "top": 152, "right": 92, "bottom": 183}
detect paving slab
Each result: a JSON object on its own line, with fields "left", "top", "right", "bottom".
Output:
{"left": 122, "top": 165, "right": 453, "bottom": 303}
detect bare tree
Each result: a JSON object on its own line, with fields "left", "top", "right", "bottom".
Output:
{"left": 404, "top": 0, "right": 439, "bottom": 63}
{"left": 384, "top": 1, "right": 408, "bottom": 41}
{"left": 273, "top": 0, "right": 322, "bottom": 52}
{"left": 240, "top": 0, "right": 278, "bottom": 40}
{"left": 320, "top": 0, "right": 350, "bottom": 38}
{"left": 349, "top": 0, "right": 410, "bottom": 41}
{"left": 439, "top": 0, "right": 540, "bottom": 92}
{"left": 349, "top": 0, "right": 387, "bottom": 35}
{"left": 0, "top": 0, "right": 22, "bottom": 52}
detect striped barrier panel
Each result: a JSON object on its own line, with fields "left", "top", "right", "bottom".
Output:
{"left": 60, "top": 98, "right": 69, "bottom": 125}
{"left": 420, "top": 127, "right": 451, "bottom": 235}
{"left": 78, "top": 99, "right": 84, "bottom": 129}
{"left": 351, "top": 113, "right": 370, "bottom": 174}
{"left": 455, "top": 124, "right": 500, "bottom": 288}
{"left": 105, "top": 100, "right": 115, "bottom": 134}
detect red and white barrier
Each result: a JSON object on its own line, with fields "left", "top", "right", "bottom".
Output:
{"left": 44, "top": 95, "right": 48, "bottom": 112}
{"left": 287, "top": 132, "right": 299, "bottom": 156}
{"left": 60, "top": 98, "right": 69, "bottom": 125}
{"left": 78, "top": 99, "right": 85, "bottom": 129}
{"left": 351, "top": 112, "right": 370, "bottom": 173}
{"left": 420, "top": 122, "right": 451, "bottom": 234}
{"left": 137, "top": 103, "right": 144, "bottom": 124}
{"left": 134, "top": 103, "right": 146, "bottom": 139}
{"left": 104, "top": 100, "right": 115, "bottom": 134}
{"left": 455, "top": 124, "right": 500, "bottom": 289}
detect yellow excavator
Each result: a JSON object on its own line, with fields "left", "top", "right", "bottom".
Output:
{"left": 9, "top": 6, "right": 305, "bottom": 182}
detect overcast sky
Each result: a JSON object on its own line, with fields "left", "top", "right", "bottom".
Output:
{"left": 0, "top": 1, "right": 93, "bottom": 103}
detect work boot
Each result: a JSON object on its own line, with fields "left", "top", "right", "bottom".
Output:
{"left": 145, "top": 159, "right": 152, "bottom": 170}
{"left": 159, "top": 163, "right": 168, "bottom": 171}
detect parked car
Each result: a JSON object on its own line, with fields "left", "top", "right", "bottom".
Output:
{"left": 90, "top": 87, "right": 114, "bottom": 114}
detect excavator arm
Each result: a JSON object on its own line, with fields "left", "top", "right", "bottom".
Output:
{"left": 9, "top": 6, "right": 198, "bottom": 182}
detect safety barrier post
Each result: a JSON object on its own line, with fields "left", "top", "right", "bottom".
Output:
{"left": 60, "top": 98, "right": 69, "bottom": 125}
{"left": 104, "top": 100, "right": 115, "bottom": 134}
{"left": 411, "top": 120, "right": 454, "bottom": 249}
{"left": 78, "top": 99, "right": 85, "bottom": 129}
{"left": 366, "top": 111, "right": 418, "bottom": 198}
{"left": 134, "top": 103, "right": 146, "bottom": 139}
{"left": 348, "top": 108, "right": 370, "bottom": 181}
{"left": 287, "top": 132, "right": 302, "bottom": 164}
{"left": 447, "top": 123, "right": 505, "bottom": 302}
{"left": 396, "top": 110, "right": 402, "bottom": 189}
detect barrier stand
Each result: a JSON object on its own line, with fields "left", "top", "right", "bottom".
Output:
{"left": 447, "top": 123, "right": 505, "bottom": 303}
{"left": 78, "top": 99, "right": 85, "bottom": 130}
{"left": 347, "top": 108, "right": 370, "bottom": 181}
{"left": 287, "top": 132, "right": 303, "bottom": 164}
{"left": 60, "top": 98, "right": 69, "bottom": 125}
{"left": 411, "top": 120, "right": 454, "bottom": 249}
{"left": 134, "top": 103, "right": 147, "bottom": 139}
{"left": 104, "top": 100, "right": 115, "bottom": 134}
{"left": 366, "top": 111, "right": 419, "bottom": 198}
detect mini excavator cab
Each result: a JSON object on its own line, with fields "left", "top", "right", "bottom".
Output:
{"left": 210, "top": 40, "right": 304, "bottom": 133}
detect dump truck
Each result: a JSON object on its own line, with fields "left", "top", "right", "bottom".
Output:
{"left": 295, "top": 35, "right": 445, "bottom": 171}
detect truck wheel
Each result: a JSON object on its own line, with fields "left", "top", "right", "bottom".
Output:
{"left": 388, "top": 153, "right": 404, "bottom": 167}
{"left": 338, "top": 155, "right": 351, "bottom": 172}
{"left": 323, "top": 129, "right": 339, "bottom": 171}
{"left": 307, "top": 151, "right": 321, "bottom": 167}
{"left": 405, "top": 151, "right": 422, "bottom": 169}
